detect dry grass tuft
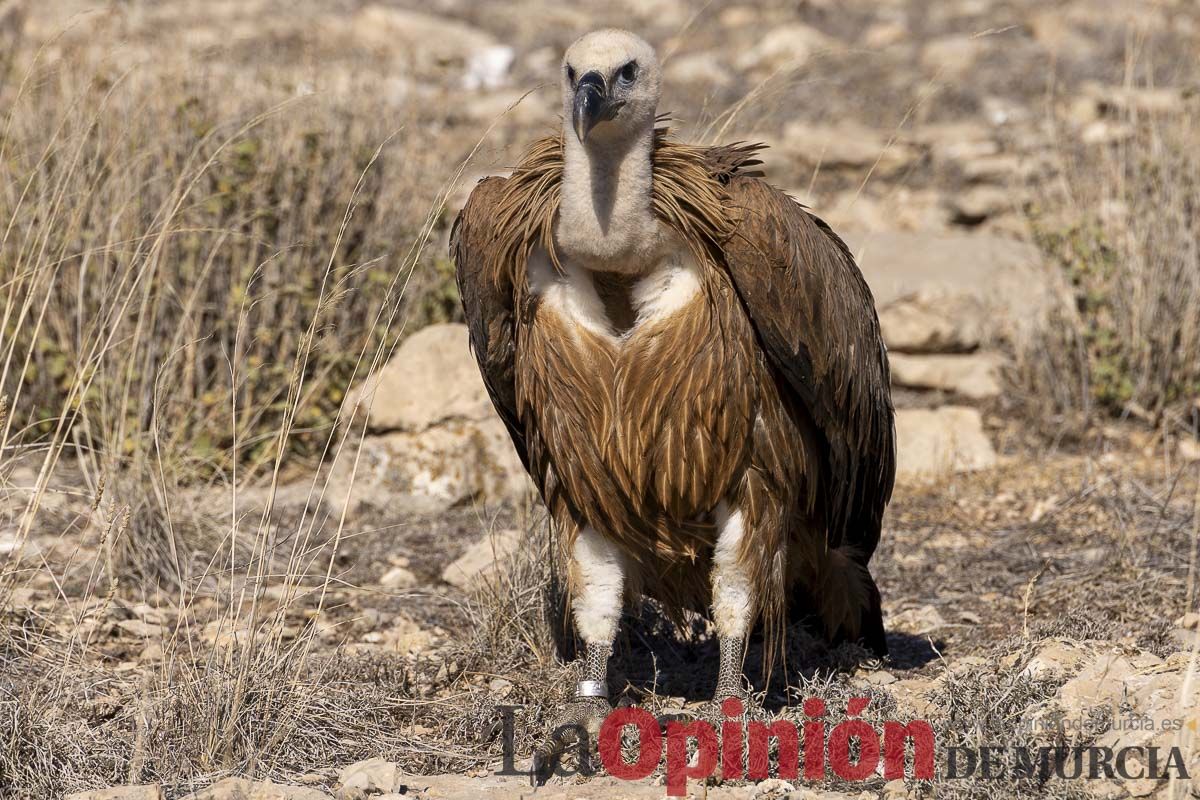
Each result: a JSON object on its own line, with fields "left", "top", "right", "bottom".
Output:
{"left": 1021, "top": 106, "right": 1200, "bottom": 432}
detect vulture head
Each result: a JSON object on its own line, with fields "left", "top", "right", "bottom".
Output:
{"left": 562, "top": 29, "right": 661, "bottom": 146}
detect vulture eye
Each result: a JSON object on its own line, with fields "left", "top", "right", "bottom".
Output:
{"left": 617, "top": 61, "right": 638, "bottom": 85}
{"left": 566, "top": 65, "right": 576, "bottom": 85}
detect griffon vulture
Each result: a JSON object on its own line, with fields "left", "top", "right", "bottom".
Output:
{"left": 452, "top": 28, "right": 895, "bottom": 768}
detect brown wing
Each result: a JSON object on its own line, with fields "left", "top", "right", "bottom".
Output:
{"left": 718, "top": 175, "right": 895, "bottom": 560}
{"left": 449, "top": 176, "right": 529, "bottom": 473}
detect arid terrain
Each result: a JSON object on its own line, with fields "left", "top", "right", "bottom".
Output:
{"left": 2, "top": 0, "right": 1199, "bottom": 799}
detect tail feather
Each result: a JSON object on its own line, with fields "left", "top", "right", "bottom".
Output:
{"left": 815, "top": 547, "right": 887, "bottom": 657}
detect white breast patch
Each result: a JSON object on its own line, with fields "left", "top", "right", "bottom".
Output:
{"left": 527, "top": 249, "right": 612, "bottom": 338}
{"left": 632, "top": 254, "right": 702, "bottom": 325}
{"left": 527, "top": 246, "right": 703, "bottom": 340}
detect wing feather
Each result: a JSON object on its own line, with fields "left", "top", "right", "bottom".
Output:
{"left": 718, "top": 175, "right": 895, "bottom": 559}
{"left": 449, "top": 176, "right": 529, "bottom": 472}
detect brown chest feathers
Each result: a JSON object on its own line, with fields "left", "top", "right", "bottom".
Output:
{"left": 513, "top": 248, "right": 763, "bottom": 570}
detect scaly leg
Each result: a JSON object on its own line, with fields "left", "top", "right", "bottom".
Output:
{"left": 711, "top": 501, "right": 752, "bottom": 702}
{"left": 531, "top": 527, "right": 624, "bottom": 784}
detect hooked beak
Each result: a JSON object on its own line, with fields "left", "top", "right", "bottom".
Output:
{"left": 572, "top": 70, "right": 624, "bottom": 144}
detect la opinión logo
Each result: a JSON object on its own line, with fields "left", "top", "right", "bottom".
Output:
{"left": 496, "top": 696, "right": 935, "bottom": 796}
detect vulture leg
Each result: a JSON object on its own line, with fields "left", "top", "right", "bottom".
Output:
{"left": 710, "top": 502, "right": 751, "bottom": 702}
{"left": 531, "top": 527, "right": 623, "bottom": 785}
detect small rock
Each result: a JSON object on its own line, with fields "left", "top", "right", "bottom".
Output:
{"left": 895, "top": 407, "right": 997, "bottom": 479}
{"left": 338, "top": 758, "right": 397, "bottom": 796}
{"left": 200, "top": 621, "right": 250, "bottom": 649}
{"left": 889, "top": 605, "right": 946, "bottom": 635}
{"left": 946, "top": 185, "right": 1011, "bottom": 224}
{"left": 735, "top": 24, "right": 831, "bottom": 73}
{"left": 363, "top": 615, "right": 435, "bottom": 654}
{"left": 379, "top": 565, "right": 418, "bottom": 589}
{"left": 66, "top": 788, "right": 163, "bottom": 800}
{"left": 862, "top": 21, "right": 907, "bottom": 49}
{"left": 918, "top": 122, "right": 999, "bottom": 163}
{"left": 488, "top": 677, "right": 514, "bottom": 697}
{"left": 664, "top": 51, "right": 733, "bottom": 87}
{"left": 462, "top": 45, "right": 514, "bottom": 91}
{"left": 0, "top": 527, "right": 19, "bottom": 555}
{"left": 1178, "top": 438, "right": 1200, "bottom": 463}
{"left": 457, "top": 89, "right": 553, "bottom": 128}
{"left": 441, "top": 529, "right": 522, "bottom": 589}
{"left": 960, "top": 154, "right": 1021, "bottom": 183}
{"left": 889, "top": 353, "right": 1003, "bottom": 399}
{"left": 116, "top": 619, "right": 163, "bottom": 638}
{"left": 750, "top": 778, "right": 796, "bottom": 797}
{"left": 1028, "top": 11, "right": 1096, "bottom": 57}
{"left": 1089, "top": 85, "right": 1187, "bottom": 116}
{"left": 890, "top": 677, "right": 940, "bottom": 719}
{"left": 1081, "top": 120, "right": 1134, "bottom": 145}
{"left": 920, "top": 36, "right": 983, "bottom": 76}
{"left": 859, "top": 669, "right": 898, "bottom": 686}
{"left": 1176, "top": 612, "right": 1200, "bottom": 630}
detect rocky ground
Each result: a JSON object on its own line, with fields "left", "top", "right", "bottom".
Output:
{"left": 3, "top": 0, "right": 1200, "bottom": 798}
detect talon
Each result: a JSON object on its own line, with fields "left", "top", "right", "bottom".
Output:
{"left": 529, "top": 696, "right": 610, "bottom": 785}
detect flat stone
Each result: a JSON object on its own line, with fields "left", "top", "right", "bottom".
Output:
{"left": 338, "top": 758, "right": 397, "bottom": 796}
{"left": 894, "top": 407, "right": 997, "bottom": 479}
{"left": 1086, "top": 84, "right": 1188, "bottom": 116}
{"left": 179, "top": 778, "right": 330, "bottom": 800}
{"left": 441, "top": 529, "right": 522, "bottom": 590}
{"left": 1021, "top": 639, "right": 1093, "bottom": 681}
{"left": 888, "top": 604, "right": 946, "bottom": 635}
{"left": 960, "top": 154, "right": 1022, "bottom": 183}
{"left": 783, "top": 120, "right": 916, "bottom": 174}
{"left": 1024, "top": 643, "right": 1200, "bottom": 793}
{"left": 326, "top": 417, "right": 529, "bottom": 517}
{"left": 889, "top": 353, "right": 1003, "bottom": 399}
{"left": 846, "top": 232, "right": 1057, "bottom": 347}
{"left": 398, "top": 773, "right": 871, "bottom": 798}
{"left": 66, "top": 788, "right": 163, "bottom": 800}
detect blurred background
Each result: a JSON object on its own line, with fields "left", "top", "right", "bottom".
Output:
{"left": 1, "top": 2, "right": 1199, "bottom": 799}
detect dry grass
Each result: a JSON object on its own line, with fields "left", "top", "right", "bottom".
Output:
{"left": 0, "top": 54, "right": 454, "bottom": 489}
{"left": 0, "top": 27, "right": 489, "bottom": 796}
{"left": 1021, "top": 102, "right": 1200, "bottom": 434}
